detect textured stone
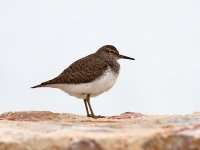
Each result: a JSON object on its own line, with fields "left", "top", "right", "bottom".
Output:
{"left": 0, "top": 111, "right": 199, "bottom": 150}
{"left": 108, "top": 112, "right": 145, "bottom": 119}
{"left": 66, "top": 139, "right": 103, "bottom": 150}
{"left": 142, "top": 125, "right": 200, "bottom": 150}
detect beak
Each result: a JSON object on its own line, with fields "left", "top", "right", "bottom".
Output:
{"left": 119, "top": 54, "right": 135, "bottom": 60}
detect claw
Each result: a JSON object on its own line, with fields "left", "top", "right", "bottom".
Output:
{"left": 87, "top": 114, "right": 105, "bottom": 119}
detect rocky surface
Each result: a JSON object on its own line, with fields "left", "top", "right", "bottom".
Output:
{"left": 0, "top": 111, "right": 199, "bottom": 150}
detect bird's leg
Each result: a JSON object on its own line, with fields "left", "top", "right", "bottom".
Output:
{"left": 85, "top": 94, "right": 95, "bottom": 118}
{"left": 87, "top": 99, "right": 95, "bottom": 117}
{"left": 86, "top": 94, "right": 105, "bottom": 119}
{"left": 83, "top": 99, "right": 90, "bottom": 117}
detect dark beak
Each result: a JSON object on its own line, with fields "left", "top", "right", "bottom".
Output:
{"left": 119, "top": 54, "right": 135, "bottom": 60}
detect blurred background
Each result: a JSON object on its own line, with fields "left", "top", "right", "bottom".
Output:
{"left": 0, "top": 0, "right": 200, "bottom": 115}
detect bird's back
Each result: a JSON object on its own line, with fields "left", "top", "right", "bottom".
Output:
{"left": 32, "top": 53, "right": 109, "bottom": 88}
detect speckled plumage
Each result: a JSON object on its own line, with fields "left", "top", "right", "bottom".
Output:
{"left": 32, "top": 45, "right": 134, "bottom": 118}
{"left": 33, "top": 45, "right": 120, "bottom": 86}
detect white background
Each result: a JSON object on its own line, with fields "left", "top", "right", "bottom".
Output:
{"left": 0, "top": 0, "right": 200, "bottom": 115}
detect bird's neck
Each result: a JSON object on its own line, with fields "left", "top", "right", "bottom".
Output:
{"left": 105, "top": 60, "right": 120, "bottom": 74}
{"left": 94, "top": 53, "right": 120, "bottom": 74}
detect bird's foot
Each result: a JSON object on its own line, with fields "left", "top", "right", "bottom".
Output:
{"left": 87, "top": 114, "right": 106, "bottom": 119}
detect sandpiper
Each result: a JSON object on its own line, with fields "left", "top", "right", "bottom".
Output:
{"left": 32, "top": 45, "right": 135, "bottom": 118}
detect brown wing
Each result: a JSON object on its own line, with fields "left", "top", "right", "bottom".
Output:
{"left": 32, "top": 54, "right": 108, "bottom": 88}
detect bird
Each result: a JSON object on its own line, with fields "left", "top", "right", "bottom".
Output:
{"left": 32, "top": 45, "right": 135, "bottom": 118}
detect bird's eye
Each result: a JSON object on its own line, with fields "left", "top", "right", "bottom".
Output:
{"left": 110, "top": 51, "right": 114, "bottom": 54}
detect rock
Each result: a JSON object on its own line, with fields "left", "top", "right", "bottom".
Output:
{"left": 142, "top": 125, "right": 200, "bottom": 150}
{"left": 66, "top": 139, "right": 103, "bottom": 150}
{"left": 0, "top": 111, "right": 199, "bottom": 150}
{"left": 108, "top": 112, "right": 145, "bottom": 119}
{"left": 0, "top": 111, "right": 79, "bottom": 121}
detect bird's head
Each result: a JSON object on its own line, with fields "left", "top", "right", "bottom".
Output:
{"left": 96, "top": 45, "right": 135, "bottom": 61}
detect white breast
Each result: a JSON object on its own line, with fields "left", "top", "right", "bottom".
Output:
{"left": 48, "top": 67, "right": 119, "bottom": 99}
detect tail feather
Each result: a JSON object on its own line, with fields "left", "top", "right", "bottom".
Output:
{"left": 31, "top": 84, "right": 43, "bottom": 88}
{"left": 31, "top": 78, "right": 58, "bottom": 88}
{"left": 31, "top": 81, "right": 49, "bottom": 88}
